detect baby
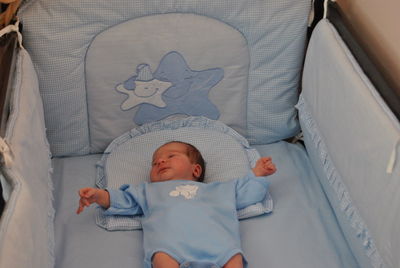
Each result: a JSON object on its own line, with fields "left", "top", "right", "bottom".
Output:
{"left": 77, "top": 141, "right": 276, "bottom": 268}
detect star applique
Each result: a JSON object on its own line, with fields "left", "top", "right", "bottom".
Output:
{"left": 116, "top": 51, "right": 223, "bottom": 124}
{"left": 116, "top": 79, "right": 172, "bottom": 110}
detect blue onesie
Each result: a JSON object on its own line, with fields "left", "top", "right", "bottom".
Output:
{"left": 104, "top": 172, "right": 269, "bottom": 268}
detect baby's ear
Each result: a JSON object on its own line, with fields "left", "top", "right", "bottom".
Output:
{"left": 192, "top": 164, "right": 202, "bottom": 179}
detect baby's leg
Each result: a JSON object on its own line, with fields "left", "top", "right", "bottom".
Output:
{"left": 223, "top": 253, "right": 243, "bottom": 268}
{"left": 152, "top": 252, "right": 179, "bottom": 268}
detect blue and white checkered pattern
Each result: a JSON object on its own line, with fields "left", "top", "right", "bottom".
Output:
{"left": 19, "top": 0, "right": 310, "bottom": 156}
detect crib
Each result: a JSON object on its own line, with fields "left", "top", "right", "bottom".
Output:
{"left": 0, "top": 0, "right": 399, "bottom": 267}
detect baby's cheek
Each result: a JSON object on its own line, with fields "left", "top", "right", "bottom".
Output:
{"left": 150, "top": 170, "right": 157, "bottom": 180}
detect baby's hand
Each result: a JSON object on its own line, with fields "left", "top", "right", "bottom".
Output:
{"left": 252, "top": 157, "right": 277, "bottom": 177}
{"left": 76, "top": 187, "right": 109, "bottom": 214}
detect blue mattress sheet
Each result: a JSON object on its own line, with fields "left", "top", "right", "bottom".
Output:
{"left": 52, "top": 141, "right": 358, "bottom": 268}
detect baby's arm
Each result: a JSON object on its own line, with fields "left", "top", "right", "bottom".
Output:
{"left": 76, "top": 187, "right": 110, "bottom": 214}
{"left": 252, "top": 157, "right": 276, "bottom": 177}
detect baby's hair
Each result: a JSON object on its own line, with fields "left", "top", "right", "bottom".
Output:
{"left": 163, "top": 141, "right": 206, "bottom": 182}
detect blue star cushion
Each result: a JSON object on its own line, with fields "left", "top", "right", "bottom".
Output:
{"left": 20, "top": 1, "right": 310, "bottom": 156}
{"left": 85, "top": 13, "right": 249, "bottom": 152}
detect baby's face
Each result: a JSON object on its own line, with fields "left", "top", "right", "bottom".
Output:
{"left": 150, "top": 143, "right": 201, "bottom": 183}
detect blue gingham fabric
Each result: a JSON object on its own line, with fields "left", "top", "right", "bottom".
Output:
{"left": 297, "top": 20, "right": 400, "bottom": 268}
{"left": 18, "top": 0, "right": 310, "bottom": 156}
{"left": 95, "top": 117, "right": 273, "bottom": 230}
{"left": 85, "top": 14, "right": 249, "bottom": 152}
{"left": 0, "top": 48, "right": 55, "bottom": 268}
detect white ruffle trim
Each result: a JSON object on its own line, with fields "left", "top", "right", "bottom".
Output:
{"left": 296, "top": 95, "right": 384, "bottom": 268}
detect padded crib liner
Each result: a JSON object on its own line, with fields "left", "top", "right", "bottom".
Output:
{"left": 298, "top": 96, "right": 382, "bottom": 268}
{"left": 300, "top": 19, "right": 400, "bottom": 268}
{"left": 52, "top": 142, "right": 358, "bottom": 268}
{"left": 86, "top": 14, "right": 249, "bottom": 152}
{"left": 0, "top": 47, "right": 54, "bottom": 268}
{"left": 18, "top": 0, "right": 310, "bottom": 156}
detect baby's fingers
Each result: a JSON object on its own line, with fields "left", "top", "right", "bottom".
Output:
{"left": 267, "top": 163, "right": 277, "bottom": 174}
{"left": 80, "top": 188, "right": 99, "bottom": 201}
{"left": 79, "top": 187, "right": 92, "bottom": 197}
{"left": 262, "top": 157, "right": 273, "bottom": 166}
{"left": 77, "top": 200, "right": 85, "bottom": 214}
{"left": 260, "top": 157, "right": 271, "bottom": 163}
{"left": 76, "top": 206, "right": 83, "bottom": 214}
{"left": 267, "top": 161, "right": 275, "bottom": 168}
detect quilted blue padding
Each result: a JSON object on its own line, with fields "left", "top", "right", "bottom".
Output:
{"left": 299, "top": 20, "right": 400, "bottom": 268}
{"left": 0, "top": 49, "right": 54, "bottom": 268}
{"left": 85, "top": 14, "right": 249, "bottom": 152}
{"left": 19, "top": 0, "right": 310, "bottom": 156}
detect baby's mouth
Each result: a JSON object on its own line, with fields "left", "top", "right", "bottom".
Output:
{"left": 158, "top": 167, "right": 169, "bottom": 174}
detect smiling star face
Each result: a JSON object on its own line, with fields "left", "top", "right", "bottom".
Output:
{"left": 116, "top": 79, "right": 172, "bottom": 110}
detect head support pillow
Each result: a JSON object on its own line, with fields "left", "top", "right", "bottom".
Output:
{"left": 96, "top": 116, "right": 273, "bottom": 230}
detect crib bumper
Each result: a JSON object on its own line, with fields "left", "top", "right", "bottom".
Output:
{"left": 299, "top": 19, "right": 400, "bottom": 268}
{"left": 0, "top": 49, "right": 54, "bottom": 268}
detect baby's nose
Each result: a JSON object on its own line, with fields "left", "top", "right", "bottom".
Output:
{"left": 155, "top": 158, "right": 166, "bottom": 165}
